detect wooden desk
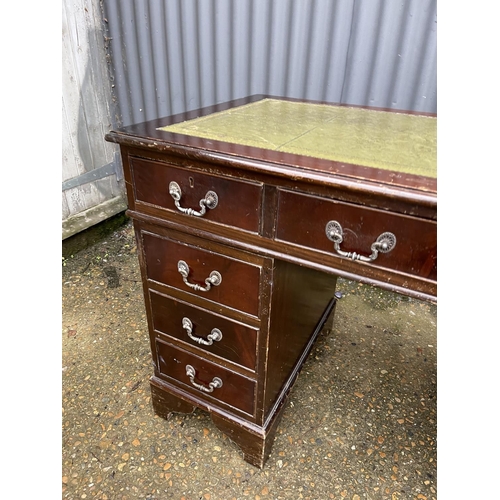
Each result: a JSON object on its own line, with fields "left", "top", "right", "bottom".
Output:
{"left": 105, "top": 96, "right": 437, "bottom": 467}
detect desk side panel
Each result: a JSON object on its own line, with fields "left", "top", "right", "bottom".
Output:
{"left": 263, "top": 260, "right": 338, "bottom": 421}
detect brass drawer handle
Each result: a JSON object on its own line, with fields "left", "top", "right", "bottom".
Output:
{"left": 177, "top": 260, "right": 222, "bottom": 292}
{"left": 169, "top": 181, "right": 218, "bottom": 217}
{"left": 325, "top": 220, "right": 396, "bottom": 262}
{"left": 185, "top": 364, "right": 223, "bottom": 393}
{"left": 182, "top": 317, "right": 223, "bottom": 346}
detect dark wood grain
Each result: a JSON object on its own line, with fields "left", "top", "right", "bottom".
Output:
{"left": 150, "top": 371, "right": 284, "bottom": 468}
{"left": 122, "top": 146, "right": 436, "bottom": 219}
{"left": 148, "top": 289, "right": 258, "bottom": 371}
{"left": 141, "top": 230, "right": 262, "bottom": 317}
{"left": 131, "top": 209, "right": 436, "bottom": 301}
{"left": 155, "top": 338, "right": 256, "bottom": 416}
{"left": 105, "top": 95, "right": 437, "bottom": 468}
{"left": 130, "top": 156, "right": 263, "bottom": 233}
{"left": 105, "top": 95, "right": 436, "bottom": 195}
{"left": 211, "top": 407, "right": 284, "bottom": 469}
{"left": 276, "top": 189, "right": 437, "bottom": 281}
{"left": 263, "top": 260, "right": 338, "bottom": 418}
{"left": 150, "top": 377, "right": 195, "bottom": 419}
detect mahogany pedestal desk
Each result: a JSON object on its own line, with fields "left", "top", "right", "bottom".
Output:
{"left": 105, "top": 96, "right": 437, "bottom": 468}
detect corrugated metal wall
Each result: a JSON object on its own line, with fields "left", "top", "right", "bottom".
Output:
{"left": 104, "top": 0, "right": 436, "bottom": 128}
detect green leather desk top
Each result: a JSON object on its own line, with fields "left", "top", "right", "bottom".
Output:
{"left": 159, "top": 98, "right": 437, "bottom": 179}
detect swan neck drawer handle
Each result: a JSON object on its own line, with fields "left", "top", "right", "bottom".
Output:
{"left": 325, "top": 220, "right": 396, "bottom": 262}
{"left": 169, "top": 181, "right": 218, "bottom": 217}
{"left": 185, "top": 365, "right": 223, "bottom": 393}
{"left": 177, "top": 260, "right": 222, "bottom": 292}
{"left": 182, "top": 317, "right": 223, "bottom": 346}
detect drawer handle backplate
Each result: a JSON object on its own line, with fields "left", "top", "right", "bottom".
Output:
{"left": 177, "top": 260, "right": 222, "bottom": 292}
{"left": 169, "top": 181, "right": 218, "bottom": 217}
{"left": 182, "top": 317, "right": 223, "bottom": 346}
{"left": 325, "top": 220, "right": 396, "bottom": 262}
{"left": 185, "top": 364, "right": 223, "bottom": 393}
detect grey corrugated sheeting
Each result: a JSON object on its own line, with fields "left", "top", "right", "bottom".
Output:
{"left": 104, "top": 0, "right": 436, "bottom": 127}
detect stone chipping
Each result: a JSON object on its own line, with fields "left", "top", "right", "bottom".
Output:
{"left": 62, "top": 219, "right": 436, "bottom": 500}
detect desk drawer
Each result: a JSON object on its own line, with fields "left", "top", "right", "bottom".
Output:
{"left": 156, "top": 339, "right": 256, "bottom": 416}
{"left": 142, "top": 231, "right": 262, "bottom": 317}
{"left": 149, "top": 290, "right": 258, "bottom": 371}
{"left": 130, "top": 156, "right": 263, "bottom": 233}
{"left": 276, "top": 189, "right": 436, "bottom": 281}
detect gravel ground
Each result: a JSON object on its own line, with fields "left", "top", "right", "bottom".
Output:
{"left": 62, "top": 218, "right": 437, "bottom": 500}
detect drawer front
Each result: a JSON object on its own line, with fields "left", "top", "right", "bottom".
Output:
{"left": 156, "top": 339, "right": 256, "bottom": 416}
{"left": 130, "top": 156, "right": 263, "bottom": 233}
{"left": 276, "top": 189, "right": 436, "bottom": 281}
{"left": 149, "top": 290, "right": 258, "bottom": 371}
{"left": 142, "top": 231, "right": 262, "bottom": 317}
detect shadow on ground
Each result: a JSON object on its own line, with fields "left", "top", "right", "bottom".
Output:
{"left": 62, "top": 218, "right": 436, "bottom": 500}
